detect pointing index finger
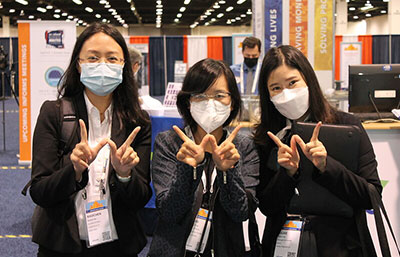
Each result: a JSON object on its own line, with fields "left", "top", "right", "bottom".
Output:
{"left": 226, "top": 124, "right": 242, "bottom": 143}
{"left": 79, "top": 119, "right": 88, "bottom": 143}
{"left": 123, "top": 126, "right": 141, "bottom": 147}
{"left": 311, "top": 122, "right": 322, "bottom": 142}
{"left": 267, "top": 131, "right": 284, "bottom": 148}
{"left": 173, "top": 125, "right": 191, "bottom": 143}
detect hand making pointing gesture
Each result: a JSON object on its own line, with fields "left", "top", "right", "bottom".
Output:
{"left": 107, "top": 126, "right": 141, "bottom": 178}
{"left": 293, "top": 121, "right": 327, "bottom": 173}
{"left": 70, "top": 119, "right": 108, "bottom": 181}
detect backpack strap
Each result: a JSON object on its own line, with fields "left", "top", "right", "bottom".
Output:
{"left": 368, "top": 183, "right": 400, "bottom": 257}
{"left": 21, "top": 98, "right": 77, "bottom": 196}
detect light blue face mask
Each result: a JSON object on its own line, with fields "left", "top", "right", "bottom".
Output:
{"left": 80, "top": 62, "right": 123, "bottom": 96}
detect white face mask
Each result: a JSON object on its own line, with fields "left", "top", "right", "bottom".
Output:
{"left": 270, "top": 87, "right": 309, "bottom": 120}
{"left": 190, "top": 99, "right": 231, "bottom": 134}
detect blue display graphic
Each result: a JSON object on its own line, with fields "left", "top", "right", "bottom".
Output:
{"left": 45, "top": 66, "right": 64, "bottom": 87}
{"left": 265, "top": 0, "right": 282, "bottom": 52}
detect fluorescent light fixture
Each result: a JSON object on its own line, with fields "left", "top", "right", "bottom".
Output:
{"left": 226, "top": 20, "right": 231, "bottom": 24}
{"left": 99, "top": 0, "right": 107, "bottom": 3}
{"left": 226, "top": 6, "right": 233, "bottom": 12}
{"left": 366, "top": 13, "right": 371, "bottom": 17}
{"left": 74, "top": 18, "right": 79, "bottom": 21}
{"left": 235, "top": 17, "right": 241, "bottom": 20}
{"left": 83, "top": 22, "right": 87, "bottom": 26}
{"left": 95, "top": 14, "right": 101, "bottom": 18}
{"left": 349, "top": 7, "right": 356, "bottom": 11}
{"left": 205, "top": 22, "right": 210, "bottom": 26}
{"left": 20, "top": 10, "right": 24, "bottom": 16}
{"left": 241, "top": 14, "right": 246, "bottom": 17}
{"left": 156, "top": 24, "right": 161, "bottom": 28}
{"left": 72, "top": 0, "right": 82, "bottom": 5}
{"left": 213, "top": 4, "right": 220, "bottom": 8}
{"left": 62, "top": 13, "right": 68, "bottom": 16}
{"left": 123, "top": 24, "right": 129, "bottom": 28}
{"left": 156, "top": 4, "right": 163, "bottom": 8}
{"left": 68, "top": 15, "right": 73, "bottom": 19}
{"left": 205, "top": 11, "right": 211, "bottom": 15}
{"left": 102, "top": 18, "right": 107, "bottom": 22}
{"left": 179, "top": 7, "right": 186, "bottom": 12}
{"left": 237, "top": 0, "right": 246, "bottom": 4}
{"left": 156, "top": 1, "right": 162, "bottom": 5}
{"left": 246, "top": 9, "right": 252, "bottom": 15}
{"left": 127, "top": 0, "right": 131, "bottom": 3}
{"left": 217, "top": 13, "right": 224, "bottom": 18}
{"left": 53, "top": 14, "right": 60, "bottom": 18}
{"left": 55, "top": 9, "right": 61, "bottom": 13}
{"left": 211, "top": 18, "right": 216, "bottom": 22}
{"left": 177, "top": 13, "right": 182, "bottom": 18}
{"left": 353, "top": 15, "right": 359, "bottom": 19}
{"left": 360, "top": 6, "right": 373, "bottom": 11}
{"left": 9, "top": 9, "right": 15, "bottom": 13}
{"left": 105, "top": 4, "right": 111, "bottom": 8}
{"left": 184, "top": 0, "right": 191, "bottom": 4}
{"left": 46, "top": 5, "right": 53, "bottom": 9}
{"left": 28, "top": 15, "right": 34, "bottom": 19}
{"left": 383, "top": 0, "right": 389, "bottom": 2}
{"left": 381, "top": 10, "right": 387, "bottom": 13}
{"left": 15, "top": 0, "right": 28, "bottom": 5}
{"left": 219, "top": 0, "right": 226, "bottom": 4}
{"left": 108, "top": 8, "right": 115, "bottom": 12}
{"left": 85, "top": 7, "right": 93, "bottom": 13}
{"left": 37, "top": 7, "right": 47, "bottom": 13}
{"left": 174, "top": 18, "right": 179, "bottom": 22}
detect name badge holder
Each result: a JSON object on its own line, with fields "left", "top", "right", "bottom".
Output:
{"left": 273, "top": 216, "right": 305, "bottom": 257}
{"left": 83, "top": 145, "right": 113, "bottom": 248}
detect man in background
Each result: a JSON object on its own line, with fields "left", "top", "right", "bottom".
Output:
{"left": 128, "top": 46, "right": 143, "bottom": 88}
{"left": 230, "top": 37, "right": 262, "bottom": 95}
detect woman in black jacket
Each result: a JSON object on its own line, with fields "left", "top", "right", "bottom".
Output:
{"left": 29, "top": 23, "right": 151, "bottom": 257}
{"left": 254, "top": 45, "right": 382, "bottom": 257}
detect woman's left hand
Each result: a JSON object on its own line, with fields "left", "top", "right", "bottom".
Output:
{"left": 108, "top": 126, "right": 141, "bottom": 178}
{"left": 208, "top": 125, "right": 242, "bottom": 171}
{"left": 293, "top": 122, "right": 327, "bottom": 173}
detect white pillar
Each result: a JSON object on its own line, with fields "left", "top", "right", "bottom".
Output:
{"left": 388, "top": 0, "right": 400, "bottom": 34}
{"left": 2, "top": 16, "right": 10, "bottom": 37}
{"left": 335, "top": 0, "right": 347, "bottom": 35}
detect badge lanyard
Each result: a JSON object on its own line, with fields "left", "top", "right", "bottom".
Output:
{"left": 240, "top": 62, "right": 261, "bottom": 94}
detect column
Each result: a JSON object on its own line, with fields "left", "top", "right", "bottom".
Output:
{"left": 2, "top": 16, "right": 10, "bottom": 37}
{"left": 335, "top": 0, "right": 347, "bottom": 35}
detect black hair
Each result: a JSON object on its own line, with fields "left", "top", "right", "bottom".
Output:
{"left": 254, "top": 45, "right": 338, "bottom": 146}
{"left": 176, "top": 58, "right": 242, "bottom": 133}
{"left": 242, "top": 37, "right": 261, "bottom": 52}
{"left": 58, "top": 22, "right": 148, "bottom": 126}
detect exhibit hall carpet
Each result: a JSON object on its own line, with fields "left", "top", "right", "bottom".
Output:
{"left": 0, "top": 98, "right": 150, "bottom": 257}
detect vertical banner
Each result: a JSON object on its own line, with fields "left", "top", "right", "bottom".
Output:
{"left": 253, "top": 0, "right": 264, "bottom": 56}
{"left": 231, "top": 34, "right": 252, "bottom": 65}
{"left": 340, "top": 42, "right": 362, "bottom": 89}
{"left": 314, "top": 0, "right": 333, "bottom": 70}
{"left": 289, "top": 0, "right": 308, "bottom": 57}
{"left": 264, "top": 0, "right": 283, "bottom": 52}
{"left": 18, "top": 21, "right": 76, "bottom": 164}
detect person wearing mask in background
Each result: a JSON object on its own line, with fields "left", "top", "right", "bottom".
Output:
{"left": 128, "top": 46, "right": 142, "bottom": 88}
{"left": 230, "top": 36, "right": 262, "bottom": 95}
{"left": 148, "top": 58, "right": 259, "bottom": 257}
{"left": 254, "top": 45, "right": 382, "bottom": 257}
{"left": 28, "top": 23, "right": 152, "bottom": 257}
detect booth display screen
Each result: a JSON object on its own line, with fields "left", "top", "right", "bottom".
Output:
{"left": 349, "top": 64, "right": 400, "bottom": 113}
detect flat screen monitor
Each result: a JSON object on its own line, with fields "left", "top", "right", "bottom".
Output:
{"left": 349, "top": 64, "right": 400, "bottom": 113}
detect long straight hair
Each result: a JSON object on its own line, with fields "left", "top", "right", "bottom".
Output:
{"left": 254, "top": 45, "right": 338, "bottom": 146}
{"left": 58, "top": 22, "right": 149, "bottom": 127}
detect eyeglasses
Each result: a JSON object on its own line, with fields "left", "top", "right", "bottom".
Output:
{"left": 190, "top": 92, "right": 231, "bottom": 102}
{"left": 79, "top": 55, "right": 125, "bottom": 65}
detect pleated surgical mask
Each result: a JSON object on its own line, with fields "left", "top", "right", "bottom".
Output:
{"left": 80, "top": 62, "right": 123, "bottom": 96}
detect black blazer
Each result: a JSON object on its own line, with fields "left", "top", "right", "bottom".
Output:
{"left": 256, "top": 111, "right": 382, "bottom": 257}
{"left": 29, "top": 93, "right": 152, "bottom": 254}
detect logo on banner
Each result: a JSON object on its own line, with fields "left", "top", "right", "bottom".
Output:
{"left": 45, "top": 30, "right": 64, "bottom": 48}
{"left": 45, "top": 66, "right": 64, "bottom": 87}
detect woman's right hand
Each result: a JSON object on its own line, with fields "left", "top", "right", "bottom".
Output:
{"left": 173, "top": 125, "right": 209, "bottom": 167}
{"left": 267, "top": 131, "right": 299, "bottom": 177}
{"left": 70, "top": 119, "right": 108, "bottom": 181}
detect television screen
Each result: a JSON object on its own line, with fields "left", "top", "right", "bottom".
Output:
{"left": 349, "top": 64, "right": 400, "bottom": 113}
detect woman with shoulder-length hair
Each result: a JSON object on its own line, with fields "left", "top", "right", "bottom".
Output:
{"left": 29, "top": 22, "right": 151, "bottom": 257}
{"left": 149, "top": 58, "right": 259, "bottom": 257}
{"left": 254, "top": 45, "right": 382, "bottom": 257}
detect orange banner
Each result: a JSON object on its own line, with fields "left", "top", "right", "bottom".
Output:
{"left": 18, "top": 23, "right": 31, "bottom": 162}
{"left": 289, "top": 0, "right": 308, "bottom": 57}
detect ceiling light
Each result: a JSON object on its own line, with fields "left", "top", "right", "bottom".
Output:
{"left": 190, "top": 24, "right": 196, "bottom": 28}
{"left": 227, "top": 20, "right": 231, "bottom": 24}
{"left": 241, "top": 14, "right": 246, "bottom": 17}
{"left": 131, "top": 6, "right": 135, "bottom": 11}
{"left": 102, "top": 18, "right": 107, "bottom": 22}
{"left": 205, "top": 22, "right": 210, "bottom": 26}
{"left": 217, "top": 13, "right": 224, "bottom": 18}
{"left": 381, "top": 10, "right": 387, "bottom": 13}
{"left": 177, "top": 13, "right": 182, "bottom": 18}
{"left": 19, "top": 10, "right": 24, "bottom": 16}
{"left": 180, "top": 7, "right": 186, "bottom": 12}
{"left": 205, "top": 11, "right": 211, "bottom": 15}
{"left": 237, "top": 0, "right": 246, "bottom": 4}
{"left": 231, "top": 19, "right": 236, "bottom": 22}
{"left": 68, "top": 15, "right": 73, "bottom": 19}
{"left": 62, "top": 13, "right": 68, "bottom": 16}
{"left": 226, "top": 6, "right": 233, "bottom": 12}
{"left": 383, "top": 0, "right": 389, "bottom": 2}
{"left": 156, "top": 4, "right": 163, "bottom": 8}
{"left": 15, "top": 0, "right": 28, "bottom": 5}
{"left": 72, "top": 0, "right": 82, "bottom": 5}
{"left": 46, "top": 5, "right": 53, "bottom": 9}
{"left": 99, "top": 0, "right": 107, "bottom": 3}
{"left": 95, "top": 14, "right": 101, "bottom": 18}
{"left": 236, "top": 17, "right": 241, "bottom": 20}
{"left": 54, "top": 9, "right": 61, "bottom": 13}
{"left": 108, "top": 8, "right": 115, "bottom": 12}
{"left": 105, "top": 4, "right": 111, "bottom": 8}
{"left": 214, "top": 4, "right": 220, "bottom": 9}
{"left": 53, "top": 14, "right": 60, "bottom": 18}
{"left": 184, "top": 0, "right": 191, "bottom": 4}
{"left": 28, "top": 15, "right": 34, "bottom": 19}
{"left": 360, "top": 6, "right": 373, "bottom": 11}
{"left": 37, "top": 7, "right": 46, "bottom": 13}
{"left": 211, "top": 18, "right": 216, "bottom": 22}
{"left": 209, "top": 9, "right": 215, "bottom": 12}
{"left": 123, "top": 24, "right": 129, "bottom": 28}
{"left": 246, "top": 9, "right": 252, "bottom": 15}
{"left": 83, "top": 22, "right": 87, "bottom": 26}
{"left": 78, "top": 20, "right": 83, "bottom": 24}
{"left": 74, "top": 18, "right": 79, "bottom": 21}
{"left": 353, "top": 15, "right": 359, "bottom": 19}
{"left": 85, "top": 7, "right": 93, "bottom": 12}
{"left": 9, "top": 9, "right": 15, "bottom": 13}
{"left": 127, "top": 0, "right": 131, "bottom": 2}
{"left": 156, "top": 24, "right": 161, "bottom": 28}
{"left": 366, "top": 13, "right": 371, "bottom": 17}
{"left": 219, "top": 0, "right": 226, "bottom": 4}
{"left": 349, "top": 7, "right": 356, "bottom": 11}
{"left": 174, "top": 18, "right": 179, "bottom": 22}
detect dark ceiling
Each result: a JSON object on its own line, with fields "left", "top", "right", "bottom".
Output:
{"left": 0, "top": 0, "right": 252, "bottom": 28}
{"left": 0, "top": 0, "right": 389, "bottom": 28}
